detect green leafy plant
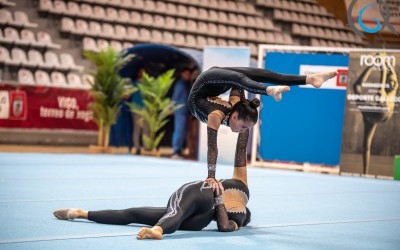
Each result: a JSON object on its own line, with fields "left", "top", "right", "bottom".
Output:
{"left": 84, "top": 47, "right": 137, "bottom": 148}
{"left": 127, "top": 69, "right": 183, "bottom": 152}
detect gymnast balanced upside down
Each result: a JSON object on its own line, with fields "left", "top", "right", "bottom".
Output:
{"left": 187, "top": 66, "right": 337, "bottom": 189}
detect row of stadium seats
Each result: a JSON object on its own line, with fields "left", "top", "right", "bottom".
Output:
{"left": 0, "top": 27, "right": 61, "bottom": 49}
{"left": 40, "top": 0, "right": 257, "bottom": 16}
{"left": 292, "top": 24, "right": 362, "bottom": 44}
{"left": 61, "top": 17, "right": 284, "bottom": 45}
{"left": 0, "top": 46, "right": 83, "bottom": 71}
{"left": 16, "top": 68, "right": 91, "bottom": 89}
{"left": 0, "top": 9, "right": 38, "bottom": 28}
{"left": 40, "top": 0, "right": 272, "bottom": 31}
{"left": 257, "top": 0, "right": 332, "bottom": 17}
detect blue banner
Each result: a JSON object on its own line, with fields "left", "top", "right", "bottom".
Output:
{"left": 259, "top": 52, "right": 349, "bottom": 166}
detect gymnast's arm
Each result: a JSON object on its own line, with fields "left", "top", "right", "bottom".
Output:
{"left": 206, "top": 111, "right": 223, "bottom": 179}
{"left": 214, "top": 189, "right": 239, "bottom": 232}
{"left": 232, "top": 129, "right": 249, "bottom": 185}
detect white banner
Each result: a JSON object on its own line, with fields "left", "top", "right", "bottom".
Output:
{"left": 199, "top": 46, "right": 251, "bottom": 165}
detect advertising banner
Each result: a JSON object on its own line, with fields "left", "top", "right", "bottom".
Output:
{"left": 260, "top": 52, "right": 349, "bottom": 166}
{"left": 0, "top": 85, "right": 97, "bottom": 131}
{"left": 340, "top": 52, "right": 400, "bottom": 176}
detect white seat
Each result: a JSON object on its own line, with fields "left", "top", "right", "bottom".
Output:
{"left": 153, "top": 15, "right": 165, "bottom": 28}
{"left": 60, "top": 53, "right": 84, "bottom": 71}
{"left": 52, "top": 0, "right": 67, "bottom": 14}
{"left": 144, "top": 0, "right": 155, "bottom": 10}
{"left": 67, "top": 1, "right": 80, "bottom": 16}
{"left": 217, "top": 38, "right": 227, "bottom": 46}
{"left": 142, "top": 13, "right": 153, "bottom": 26}
{"left": 151, "top": 30, "right": 163, "bottom": 43}
{"left": 44, "top": 51, "right": 61, "bottom": 69}
{"left": 10, "top": 48, "right": 28, "bottom": 67}
{"left": 118, "top": 9, "right": 130, "bottom": 23}
{"left": 67, "top": 72, "right": 83, "bottom": 89}
{"left": 227, "top": 26, "right": 238, "bottom": 38}
{"left": 97, "top": 39, "right": 110, "bottom": 51}
{"left": 166, "top": 3, "right": 177, "bottom": 15}
{"left": 102, "top": 23, "right": 115, "bottom": 38}
{"left": 165, "top": 16, "right": 176, "bottom": 30}
{"left": 228, "top": 40, "right": 237, "bottom": 47}
{"left": 217, "top": 24, "right": 228, "bottom": 37}
{"left": 138, "top": 28, "right": 150, "bottom": 42}
{"left": 115, "top": 25, "right": 127, "bottom": 39}
{"left": 174, "top": 33, "right": 185, "bottom": 47}
{"left": 81, "top": 74, "right": 93, "bottom": 89}
{"left": 75, "top": 19, "right": 89, "bottom": 35}
{"left": 155, "top": 1, "right": 167, "bottom": 13}
{"left": 80, "top": 3, "right": 93, "bottom": 18}
{"left": 0, "top": 46, "right": 11, "bottom": 64}
{"left": 120, "top": 0, "right": 133, "bottom": 8}
{"left": 106, "top": 7, "right": 118, "bottom": 21}
{"left": 163, "top": 31, "right": 174, "bottom": 45}
{"left": 122, "top": 42, "right": 132, "bottom": 49}
{"left": 14, "top": 11, "right": 38, "bottom": 28}
{"left": 238, "top": 28, "right": 247, "bottom": 39}
{"left": 187, "top": 20, "right": 198, "bottom": 33}
{"left": 88, "top": 21, "right": 101, "bottom": 36}
{"left": 185, "top": 34, "right": 196, "bottom": 48}
{"left": 27, "top": 50, "right": 44, "bottom": 67}
{"left": 175, "top": 18, "right": 187, "bottom": 31}
{"left": 61, "top": 17, "right": 75, "bottom": 33}
{"left": 109, "top": 0, "right": 121, "bottom": 6}
{"left": 51, "top": 71, "right": 68, "bottom": 88}
{"left": 206, "top": 37, "right": 217, "bottom": 46}
{"left": 20, "top": 29, "right": 37, "bottom": 46}
{"left": 130, "top": 11, "right": 141, "bottom": 24}
{"left": 39, "top": 0, "right": 53, "bottom": 13}
{"left": 93, "top": 6, "right": 106, "bottom": 20}
{"left": 110, "top": 40, "right": 122, "bottom": 52}
{"left": 83, "top": 37, "right": 98, "bottom": 52}
{"left": 126, "top": 27, "right": 139, "bottom": 42}
{"left": 0, "top": 9, "right": 13, "bottom": 25}
{"left": 208, "top": 10, "right": 218, "bottom": 21}
{"left": 3, "top": 27, "right": 19, "bottom": 43}
{"left": 18, "top": 69, "right": 35, "bottom": 85}
{"left": 196, "top": 36, "right": 207, "bottom": 49}
{"left": 198, "top": 8, "right": 208, "bottom": 20}
{"left": 35, "top": 70, "right": 51, "bottom": 86}
{"left": 37, "top": 31, "right": 61, "bottom": 49}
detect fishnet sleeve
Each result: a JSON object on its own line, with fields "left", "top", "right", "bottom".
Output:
{"left": 214, "top": 195, "right": 239, "bottom": 232}
{"left": 207, "top": 112, "right": 223, "bottom": 178}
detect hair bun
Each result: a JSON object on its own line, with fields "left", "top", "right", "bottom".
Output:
{"left": 250, "top": 98, "right": 260, "bottom": 108}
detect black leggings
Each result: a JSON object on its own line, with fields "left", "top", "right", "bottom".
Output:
{"left": 88, "top": 181, "right": 214, "bottom": 234}
{"left": 188, "top": 67, "right": 306, "bottom": 123}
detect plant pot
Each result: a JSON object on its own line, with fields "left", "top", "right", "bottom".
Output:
{"left": 89, "top": 145, "right": 112, "bottom": 154}
{"left": 140, "top": 148, "right": 161, "bottom": 157}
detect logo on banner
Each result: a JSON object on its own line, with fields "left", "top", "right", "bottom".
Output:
{"left": 347, "top": 0, "right": 398, "bottom": 37}
{"left": 360, "top": 54, "right": 396, "bottom": 71}
{"left": 10, "top": 90, "right": 27, "bottom": 120}
{"left": 337, "top": 69, "right": 349, "bottom": 87}
{"left": 0, "top": 91, "right": 10, "bottom": 119}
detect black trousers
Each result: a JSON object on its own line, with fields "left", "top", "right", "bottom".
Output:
{"left": 88, "top": 181, "right": 214, "bottom": 234}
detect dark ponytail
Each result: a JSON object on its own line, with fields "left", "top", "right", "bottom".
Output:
{"left": 231, "top": 98, "right": 260, "bottom": 124}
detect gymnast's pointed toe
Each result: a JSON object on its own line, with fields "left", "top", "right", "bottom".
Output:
{"left": 53, "top": 209, "right": 76, "bottom": 220}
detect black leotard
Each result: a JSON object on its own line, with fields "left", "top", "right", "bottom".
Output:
{"left": 87, "top": 179, "right": 249, "bottom": 234}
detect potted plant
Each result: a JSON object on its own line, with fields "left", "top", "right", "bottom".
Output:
{"left": 84, "top": 48, "right": 137, "bottom": 153}
{"left": 127, "top": 69, "right": 183, "bottom": 156}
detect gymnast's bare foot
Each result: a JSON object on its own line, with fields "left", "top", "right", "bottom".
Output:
{"left": 306, "top": 71, "right": 337, "bottom": 88}
{"left": 266, "top": 85, "right": 290, "bottom": 102}
{"left": 137, "top": 226, "right": 163, "bottom": 240}
{"left": 53, "top": 208, "right": 87, "bottom": 220}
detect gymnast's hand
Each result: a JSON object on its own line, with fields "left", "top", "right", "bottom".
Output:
{"left": 213, "top": 180, "right": 225, "bottom": 197}
{"left": 206, "top": 178, "right": 219, "bottom": 192}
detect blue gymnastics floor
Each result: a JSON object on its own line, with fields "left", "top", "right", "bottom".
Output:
{"left": 1, "top": 153, "right": 400, "bottom": 250}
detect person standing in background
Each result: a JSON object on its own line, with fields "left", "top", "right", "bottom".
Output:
{"left": 131, "top": 68, "right": 146, "bottom": 155}
{"left": 171, "top": 67, "right": 192, "bottom": 159}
